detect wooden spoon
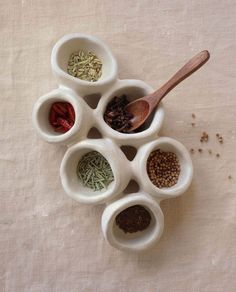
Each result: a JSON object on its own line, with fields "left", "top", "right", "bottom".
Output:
{"left": 125, "top": 50, "right": 210, "bottom": 132}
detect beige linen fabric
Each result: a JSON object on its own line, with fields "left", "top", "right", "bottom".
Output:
{"left": 0, "top": 0, "right": 236, "bottom": 291}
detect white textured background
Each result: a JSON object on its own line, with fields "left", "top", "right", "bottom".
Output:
{"left": 0, "top": 0, "right": 236, "bottom": 291}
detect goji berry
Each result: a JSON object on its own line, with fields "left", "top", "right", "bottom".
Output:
{"left": 67, "top": 103, "right": 75, "bottom": 122}
{"left": 49, "top": 101, "right": 75, "bottom": 133}
{"left": 52, "top": 103, "right": 66, "bottom": 116}
{"left": 57, "top": 117, "right": 72, "bottom": 131}
{"left": 49, "top": 108, "right": 57, "bottom": 125}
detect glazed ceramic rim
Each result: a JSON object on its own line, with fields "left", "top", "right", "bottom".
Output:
{"left": 101, "top": 192, "right": 164, "bottom": 252}
{"left": 95, "top": 79, "right": 164, "bottom": 143}
{"left": 60, "top": 140, "right": 127, "bottom": 204}
{"left": 32, "top": 88, "right": 84, "bottom": 144}
{"left": 51, "top": 33, "right": 118, "bottom": 88}
{"left": 138, "top": 137, "right": 193, "bottom": 198}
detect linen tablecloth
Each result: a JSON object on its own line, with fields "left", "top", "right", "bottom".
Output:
{"left": 1, "top": 0, "right": 236, "bottom": 291}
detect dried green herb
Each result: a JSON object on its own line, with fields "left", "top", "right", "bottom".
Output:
{"left": 67, "top": 50, "right": 102, "bottom": 82}
{"left": 77, "top": 151, "right": 114, "bottom": 191}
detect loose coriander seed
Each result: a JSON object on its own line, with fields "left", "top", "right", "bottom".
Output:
{"left": 200, "top": 132, "right": 209, "bottom": 142}
{"left": 216, "top": 133, "right": 224, "bottom": 144}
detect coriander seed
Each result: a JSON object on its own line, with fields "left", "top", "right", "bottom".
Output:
{"left": 216, "top": 133, "right": 224, "bottom": 144}
{"left": 147, "top": 149, "right": 181, "bottom": 188}
{"left": 200, "top": 132, "right": 209, "bottom": 142}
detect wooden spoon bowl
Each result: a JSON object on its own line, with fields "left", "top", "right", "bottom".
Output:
{"left": 125, "top": 50, "right": 210, "bottom": 132}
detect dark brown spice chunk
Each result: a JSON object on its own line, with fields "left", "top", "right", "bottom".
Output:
{"left": 198, "top": 148, "right": 202, "bottom": 153}
{"left": 190, "top": 148, "right": 194, "bottom": 154}
{"left": 147, "top": 149, "right": 180, "bottom": 188}
{"left": 191, "top": 122, "right": 195, "bottom": 127}
{"left": 115, "top": 205, "right": 151, "bottom": 233}
{"left": 216, "top": 153, "right": 220, "bottom": 158}
{"left": 228, "top": 175, "right": 232, "bottom": 179}
{"left": 192, "top": 113, "right": 196, "bottom": 118}
{"left": 104, "top": 95, "right": 133, "bottom": 133}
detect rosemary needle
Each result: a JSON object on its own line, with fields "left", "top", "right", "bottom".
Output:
{"left": 77, "top": 151, "right": 114, "bottom": 191}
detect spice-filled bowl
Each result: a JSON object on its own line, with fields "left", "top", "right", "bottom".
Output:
{"left": 135, "top": 137, "right": 193, "bottom": 199}
{"left": 96, "top": 79, "right": 165, "bottom": 147}
{"left": 51, "top": 33, "right": 118, "bottom": 96}
{"left": 102, "top": 192, "right": 164, "bottom": 252}
{"left": 60, "top": 139, "right": 131, "bottom": 204}
{"left": 32, "top": 88, "right": 88, "bottom": 144}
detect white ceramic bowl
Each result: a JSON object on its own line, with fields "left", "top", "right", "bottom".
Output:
{"left": 134, "top": 137, "right": 193, "bottom": 199}
{"left": 51, "top": 33, "right": 118, "bottom": 96}
{"left": 32, "top": 88, "right": 90, "bottom": 145}
{"left": 102, "top": 192, "right": 164, "bottom": 252}
{"left": 60, "top": 139, "right": 131, "bottom": 204}
{"left": 95, "top": 79, "right": 164, "bottom": 147}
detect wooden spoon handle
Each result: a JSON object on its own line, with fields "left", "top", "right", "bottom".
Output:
{"left": 147, "top": 50, "right": 210, "bottom": 106}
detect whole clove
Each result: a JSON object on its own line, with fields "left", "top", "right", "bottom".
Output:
{"left": 104, "top": 95, "right": 134, "bottom": 133}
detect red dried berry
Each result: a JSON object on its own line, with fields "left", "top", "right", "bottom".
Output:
{"left": 54, "top": 126, "right": 65, "bottom": 133}
{"left": 67, "top": 103, "right": 75, "bottom": 122}
{"left": 57, "top": 117, "right": 72, "bottom": 131}
{"left": 49, "top": 108, "right": 57, "bottom": 125}
{"left": 49, "top": 101, "right": 75, "bottom": 133}
{"left": 56, "top": 102, "right": 68, "bottom": 113}
{"left": 52, "top": 103, "right": 66, "bottom": 116}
